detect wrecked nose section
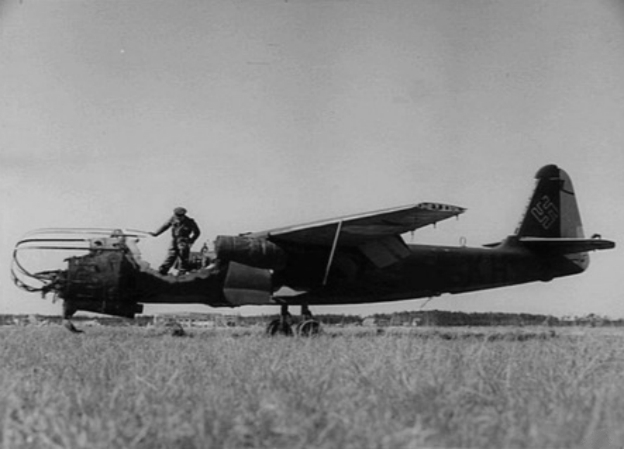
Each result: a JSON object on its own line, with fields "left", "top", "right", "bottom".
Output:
{"left": 12, "top": 228, "right": 149, "bottom": 319}
{"left": 59, "top": 246, "right": 144, "bottom": 319}
{"left": 12, "top": 227, "right": 231, "bottom": 321}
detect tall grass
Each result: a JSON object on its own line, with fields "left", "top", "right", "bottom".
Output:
{"left": 1, "top": 326, "right": 624, "bottom": 448}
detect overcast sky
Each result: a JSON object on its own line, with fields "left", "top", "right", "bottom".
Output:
{"left": 1, "top": 0, "right": 623, "bottom": 318}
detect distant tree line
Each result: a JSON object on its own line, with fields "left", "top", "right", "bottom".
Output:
{"left": 1, "top": 311, "right": 622, "bottom": 327}
{"left": 366, "top": 310, "right": 621, "bottom": 327}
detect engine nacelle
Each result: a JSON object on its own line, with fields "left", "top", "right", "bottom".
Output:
{"left": 214, "top": 235, "right": 287, "bottom": 270}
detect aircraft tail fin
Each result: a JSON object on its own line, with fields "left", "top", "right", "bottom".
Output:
{"left": 515, "top": 164, "right": 598, "bottom": 271}
{"left": 515, "top": 164, "right": 584, "bottom": 239}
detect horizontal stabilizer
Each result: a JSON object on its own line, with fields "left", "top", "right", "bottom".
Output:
{"left": 519, "top": 237, "right": 615, "bottom": 255}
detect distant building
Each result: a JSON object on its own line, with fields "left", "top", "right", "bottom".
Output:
{"left": 153, "top": 312, "right": 240, "bottom": 328}
{"left": 362, "top": 317, "right": 376, "bottom": 327}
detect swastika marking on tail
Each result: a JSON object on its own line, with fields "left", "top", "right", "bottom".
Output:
{"left": 531, "top": 195, "right": 559, "bottom": 230}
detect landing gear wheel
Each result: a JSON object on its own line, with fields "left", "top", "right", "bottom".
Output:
{"left": 266, "top": 319, "right": 293, "bottom": 336}
{"left": 296, "top": 319, "right": 321, "bottom": 337}
{"left": 63, "top": 319, "right": 84, "bottom": 334}
{"left": 62, "top": 302, "right": 83, "bottom": 334}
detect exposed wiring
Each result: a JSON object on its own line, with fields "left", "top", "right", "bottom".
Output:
{"left": 11, "top": 228, "right": 134, "bottom": 297}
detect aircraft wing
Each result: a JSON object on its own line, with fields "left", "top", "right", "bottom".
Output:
{"left": 253, "top": 202, "right": 466, "bottom": 247}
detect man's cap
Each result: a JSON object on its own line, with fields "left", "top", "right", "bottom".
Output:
{"left": 174, "top": 207, "right": 187, "bottom": 216}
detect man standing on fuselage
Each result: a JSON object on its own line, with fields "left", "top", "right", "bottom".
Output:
{"left": 150, "top": 207, "right": 201, "bottom": 275}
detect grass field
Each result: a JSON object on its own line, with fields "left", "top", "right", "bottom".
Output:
{"left": 2, "top": 325, "right": 624, "bottom": 449}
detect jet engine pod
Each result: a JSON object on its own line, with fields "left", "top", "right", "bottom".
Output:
{"left": 215, "top": 235, "right": 287, "bottom": 270}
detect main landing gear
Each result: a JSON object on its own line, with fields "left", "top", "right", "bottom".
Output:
{"left": 266, "top": 304, "right": 321, "bottom": 337}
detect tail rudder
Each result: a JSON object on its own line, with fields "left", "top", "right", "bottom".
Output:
{"left": 516, "top": 164, "right": 590, "bottom": 271}
{"left": 516, "top": 164, "right": 584, "bottom": 239}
